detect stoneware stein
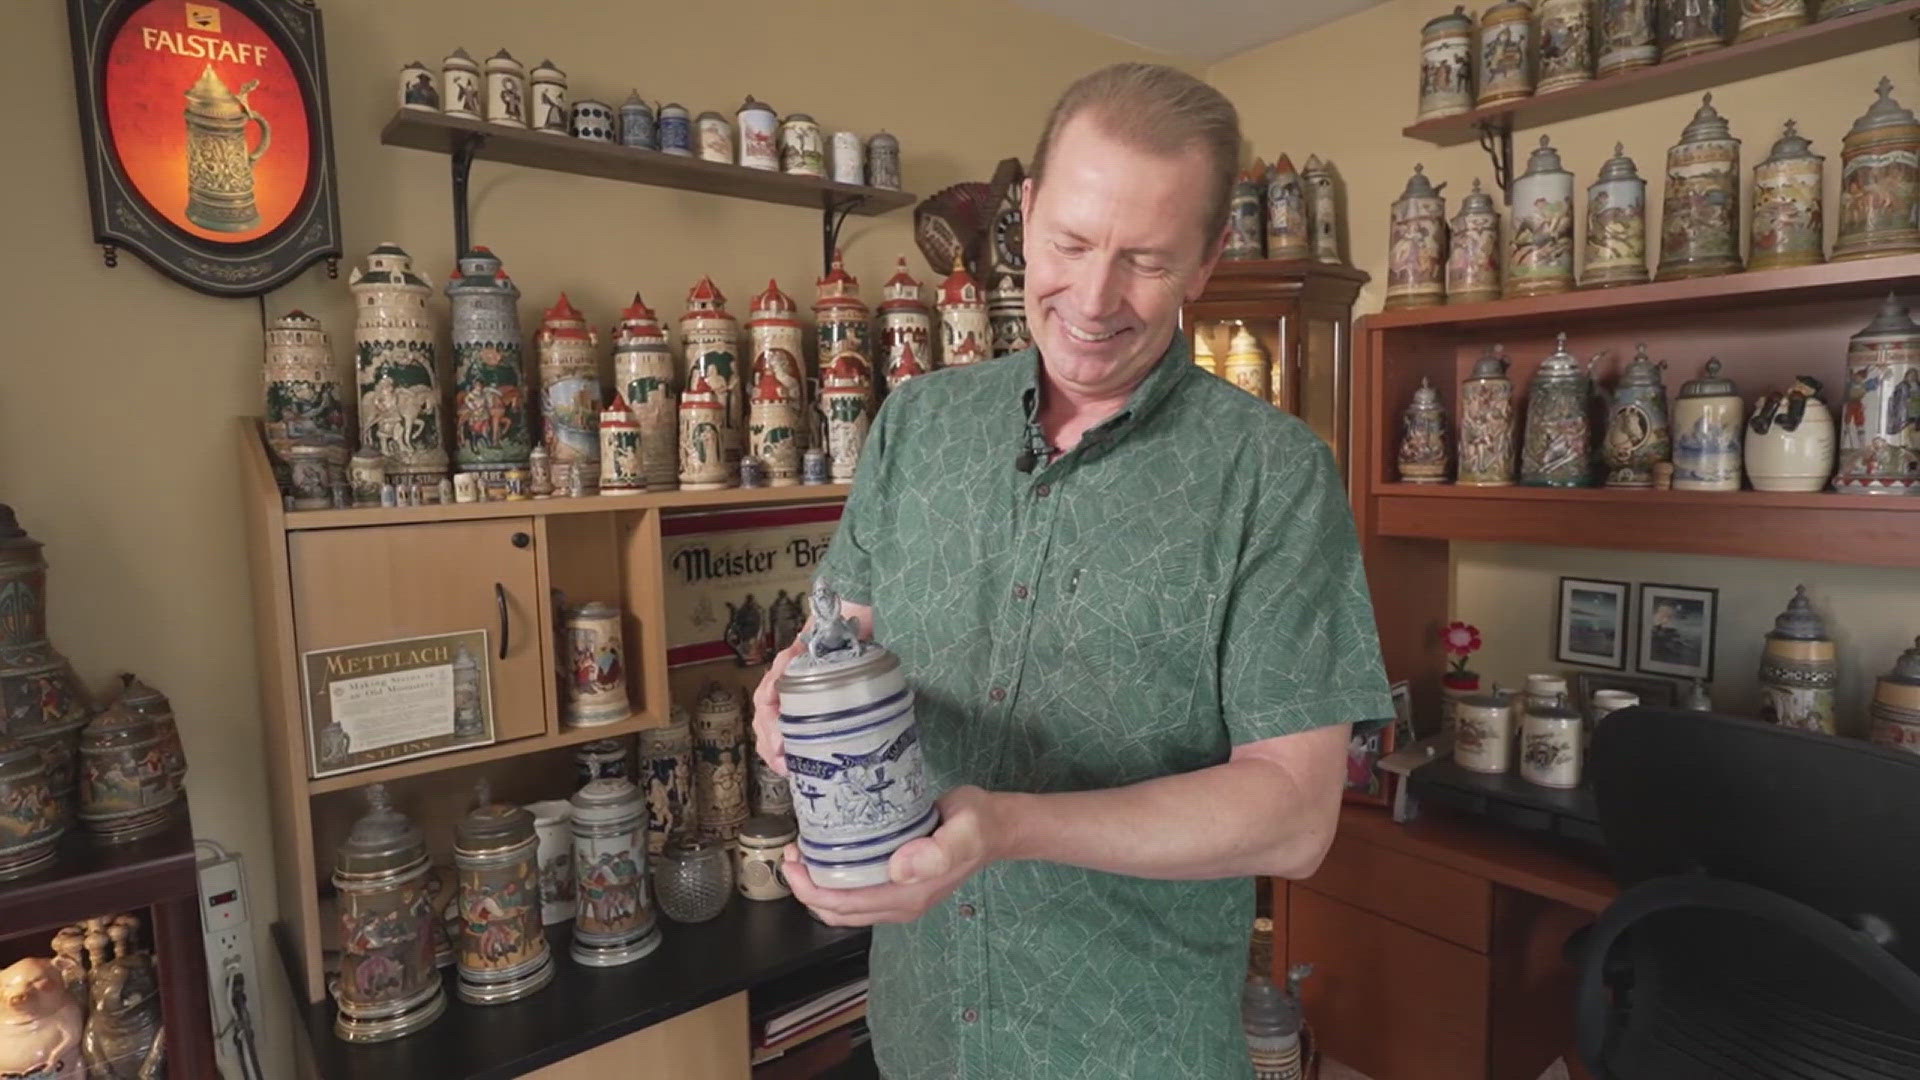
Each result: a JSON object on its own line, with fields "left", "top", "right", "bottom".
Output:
{"left": 637, "top": 709, "right": 695, "bottom": 858}
{"left": 1453, "top": 688, "right": 1514, "bottom": 774}
{"left": 777, "top": 580, "right": 939, "bottom": 889}
{"left": 1519, "top": 694, "right": 1584, "bottom": 789}
{"left": 1672, "top": 358, "right": 1744, "bottom": 491}
{"left": 1868, "top": 636, "right": 1920, "bottom": 756}
{"left": 1745, "top": 376, "right": 1835, "bottom": 491}
{"left": 1601, "top": 344, "right": 1670, "bottom": 488}
{"left": 1535, "top": 0, "right": 1594, "bottom": 95}
{"left": 1457, "top": 346, "right": 1517, "bottom": 485}
{"left": 77, "top": 702, "right": 178, "bottom": 843}
{"left": 573, "top": 738, "right": 631, "bottom": 789}
{"left": 1476, "top": 0, "right": 1535, "bottom": 107}
{"left": 441, "top": 48, "right": 481, "bottom": 120}
{"left": 1758, "top": 586, "right": 1839, "bottom": 735}
{"left": 1520, "top": 333, "right": 1594, "bottom": 487}
{"left": 528, "top": 59, "right": 567, "bottom": 135}
{"left": 735, "top": 814, "right": 798, "bottom": 901}
{"left": 1396, "top": 377, "right": 1451, "bottom": 482}
{"left": 1446, "top": 179, "right": 1503, "bottom": 304}
{"left": 452, "top": 782, "right": 553, "bottom": 1006}
{"left": 1598, "top": 0, "right": 1659, "bottom": 75}
{"left": 1384, "top": 165, "right": 1447, "bottom": 310}
{"left": 330, "top": 784, "right": 446, "bottom": 1043}
{"left": 1833, "top": 294, "right": 1920, "bottom": 494}
{"left": 563, "top": 601, "right": 629, "bottom": 727}
{"left": 1582, "top": 144, "right": 1650, "bottom": 288}
{"left": 1417, "top": 6, "right": 1475, "bottom": 121}
{"left": 569, "top": 778, "right": 660, "bottom": 966}
{"left": 1507, "top": 137, "right": 1576, "bottom": 298}
{"left": 1656, "top": 94, "right": 1744, "bottom": 281}
{"left": 1750, "top": 120, "right": 1826, "bottom": 271}
{"left": 523, "top": 799, "right": 576, "bottom": 926}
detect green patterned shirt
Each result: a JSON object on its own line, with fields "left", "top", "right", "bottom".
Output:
{"left": 818, "top": 334, "right": 1392, "bottom": 1080}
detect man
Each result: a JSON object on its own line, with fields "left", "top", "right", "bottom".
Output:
{"left": 753, "top": 63, "right": 1392, "bottom": 1079}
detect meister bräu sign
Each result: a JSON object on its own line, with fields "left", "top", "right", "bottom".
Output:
{"left": 661, "top": 504, "right": 842, "bottom": 667}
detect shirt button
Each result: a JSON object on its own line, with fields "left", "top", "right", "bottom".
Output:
{"left": 989, "top": 687, "right": 1006, "bottom": 702}
{"left": 1012, "top": 584, "right": 1029, "bottom": 600}
{"left": 1034, "top": 483, "right": 1051, "bottom": 497}
{"left": 958, "top": 903, "right": 977, "bottom": 918}
{"left": 963, "top": 1008, "right": 980, "bottom": 1024}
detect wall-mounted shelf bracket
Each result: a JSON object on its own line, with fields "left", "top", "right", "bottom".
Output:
{"left": 451, "top": 132, "right": 485, "bottom": 257}
{"left": 822, "top": 195, "right": 865, "bottom": 275}
{"left": 1476, "top": 120, "right": 1514, "bottom": 201}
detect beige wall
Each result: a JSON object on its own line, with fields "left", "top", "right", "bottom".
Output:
{"left": 1209, "top": 5, "right": 1920, "bottom": 714}
{"left": 5, "top": 1, "right": 1172, "bottom": 1072}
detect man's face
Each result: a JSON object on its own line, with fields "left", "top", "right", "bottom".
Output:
{"left": 1021, "top": 115, "right": 1225, "bottom": 401}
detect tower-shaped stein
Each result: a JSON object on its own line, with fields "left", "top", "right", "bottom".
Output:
{"left": 692, "top": 683, "right": 748, "bottom": 844}
{"left": 878, "top": 258, "right": 934, "bottom": 390}
{"left": 1305, "top": 156, "right": 1344, "bottom": 264}
{"left": 262, "top": 310, "right": 350, "bottom": 472}
{"left": 1417, "top": 7, "right": 1475, "bottom": 121}
{"left": 1602, "top": 344, "right": 1671, "bottom": 487}
{"left": 1507, "top": 137, "right": 1576, "bottom": 298}
{"left": 1833, "top": 294, "right": 1920, "bottom": 494}
{"left": 988, "top": 276, "right": 1031, "bottom": 357}
{"left": 331, "top": 785, "right": 446, "bottom": 1043}
{"left": 1384, "top": 165, "right": 1447, "bottom": 310}
{"left": 778, "top": 580, "right": 939, "bottom": 889}
{"left": 821, "top": 350, "right": 874, "bottom": 482}
{"left": 748, "top": 279, "right": 808, "bottom": 446}
{"left": 1751, "top": 121, "right": 1826, "bottom": 271}
{"left": 1520, "top": 333, "right": 1594, "bottom": 487}
{"left": 612, "top": 294, "right": 678, "bottom": 492}
{"left": 679, "top": 371, "right": 730, "bottom": 490}
{"left": 680, "top": 277, "right": 744, "bottom": 472}
{"left": 1457, "top": 346, "right": 1517, "bottom": 485}
{"left": 1833, "top": 78, "right": 1920, "bottom": 261}
{"left": 1657, "top": 94, "right": 1744, "bottom": 281}
{"left": 1757, "top": 586, "right": 1838, "bottom": 734}
{"left": 351, "top": 243, "right": 448, "bottom": 495}
{"left": 1266, "top": 155, "right": 1311, "bottom": 261}
{"left": 598, "top": 392, "right": 642, "bottom": 494}
{"left": 1222, "top": 322, "right": 1269, "bottom": 401}
{"left": 813, "top": 252, "right": 873, "bottom": 385}
{"left": 452, "top": 782, "right": 552, "bottom": 1005}
{"left": 448, "top": 248, "right": 532, "bottom": 478}
{"left": 538, "top": 295, "right": 601, "bottom": 493}
{"left": 937, "top": 258, "right": 990, "bottom": 368}
{"left": 1225, "top": 161, "right": 1267, "bottom": 260}
{"left": 1582, "top": 143, "right": 1650, "bottom": 287}
{"left": 749, "top": 330, "right": 806, "bottom": 487}
{"left": 183, "top": 64, "right": 269, "bottom": 232}
{"left": 1446, "top": 179, "right": 1502, "bottom": 303}
{"left": 569, "top": 779, "right": 661, "bottom": 967}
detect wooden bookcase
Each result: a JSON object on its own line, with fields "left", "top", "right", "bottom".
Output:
{"left": 238, "top": 419, "right": 849, "bottom": 1005}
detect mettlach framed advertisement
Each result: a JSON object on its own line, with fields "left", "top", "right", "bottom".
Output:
{"left": 300, "top": 630, "right": 495, "bottom": 779}
{"left": 66, "top": 0, "right": 342, "bottom": 296}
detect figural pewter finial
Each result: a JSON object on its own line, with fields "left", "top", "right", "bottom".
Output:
{"left": 800, "top": 580, "right": 867, "bottom": 663}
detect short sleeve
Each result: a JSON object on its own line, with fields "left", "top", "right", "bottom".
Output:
{"left": 1219, "top": 436, "right": 1395, "bottom": 745}
{"left": 815, "top": 389, "right": 900, "bottom": 606}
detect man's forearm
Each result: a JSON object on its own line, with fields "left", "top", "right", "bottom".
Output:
{"left": 988, "top": 725, "right": 1349, "bottom": 881}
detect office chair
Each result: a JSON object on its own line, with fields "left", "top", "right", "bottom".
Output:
{"left": 1577, "top": 706, "right": 1920, "bottom": 1079}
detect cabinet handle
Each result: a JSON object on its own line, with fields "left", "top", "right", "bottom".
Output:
{"left": 511, "top": 531, "right": 531, "bottom": 549}
{"left": 495, "top": 582, "right": 509, "bottom": 659}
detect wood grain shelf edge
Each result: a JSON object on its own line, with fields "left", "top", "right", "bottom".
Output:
{"left": 305, "top": 712, "right": 658, "bottom": 795}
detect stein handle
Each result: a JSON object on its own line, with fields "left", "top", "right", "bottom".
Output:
{"left": 234, "top": 79, "right": 272, "bottom": 163}
{"left": 495, "top": 582, "right": 510, "bottom": 659}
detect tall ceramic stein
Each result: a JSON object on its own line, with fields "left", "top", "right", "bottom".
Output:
{"left": 637, "top": 706, "right": 695, "bottom": 857}
{"left": 1417, "top": 7, "right": 1475, "bottom": 120}
{"left": 1656, "top": 94, "right": 1744, "bottom": 281}
{"left": 0, "top": 737, "right": 61, "bottom": 880}
{"left": 937, "top": 258, "right": 991, "bottom": 368}
{"left": 448, "top": 248, "right": 532, "bottom": 477}
{"left": 1602, "top": 344, "right": 1671, "bottom": 487}
{"left": 1868, "top": 637, "right": 1920, "bottom": 756}
{"left": 1583, "top": 144, "right": 1650, "bottom": 288}
{"left": 748, "top": 313, "right": 806, "bottom": 487}
{"left": 1454, "top": 688, "right": 1514, "bottom": 774}
{"left": 1598, "top": 0, "right": 1658, "bottom": 75}
{"left": 563, "top": 601, "right": 629, "bottom": 727}
{"left": 537, "top": 295, "right": 602, "bottom": 490}
{"left": 1225, "top": 162, "right": 1267, "bottom": 261}
{"left": 821, "top": 351, "right": 874, "bottom": 482}
{"left": 1266, "top": 155, "right": 1311, "bottom": 261}
{"left": 1751, "top": 121, "right": 1827, "bottom": 271}
{"left": 878, "top": 258, "right": 934, "bottom": 391}
{"left": 528, "top": 59, "right": 567, "bottom": 135}
{"left": 331, "top": 785, "right": 445, "bottom": 1042}
{"left": 988, "top": 276, "right": 1031, "bottom": 358}
{"left": 483, "top": 49, "right": 527, "bottom": 127}
{"left": 351, "top": 244, "right": 448, "bottom": 495}
{"left": 453, "top": 783, "right": 552, "bottom": 1005}
{"left": 1223, "top": 323, "right": 1270, "bottom": 401}
{"left": 1458, "top": 346, "right": 1517, "bottom": 485}
{"left": 778, "top": 581, "right": 939, "bottom": 888}
{"left": 1477, "top": 0, "right": 1535, "bottom": 107}
{"left": 1661, "top": 0, "right": 1729, "bottom": 60}
{"left": 1536, "top": 0, "right": 1593, "bottom": 95}
{"left": 736, "top": 96, "right": 779, "bottom": 171}
{"left": 598, "top": 392, "right": 642, "bottom": 493}
{"left": 1671, "top": 358, "right": 1744, "bottom": 491}
{"left": 262, "top": 310, "right": 349, "bottom": 472}
{"left": 1447, "top": 179, "right": 1502, "bottom": 304}
{"left": 1519, "top": 695, "right": 1583, "bottom": 788}
{"left": 814, "top": 252, "right": 872, "bottom": 375}
{"left": 679, "top": 371, "right": 730, "bottom": 490}
{"left": 1396, "top": 378, "right": 1451, "bottom": 482}
{"left": 1521, "top": 333, "right": 1593, "bottom": 487}
{"left": 1384, "top": 165, "right": 1447, "bottom": 310}
{"left": 523, "top": 799, "right": 576, "bottom": 926}
{"left": 1833, "top": 79, "right": 1920, "bottom": 261}
{"left": 569, "top": 779, "right": 660, "bottom": 966}
{"left": 681, "top": 277, "right": 744, "bottom": 471}
{"left": 1757, "top": 586, "right": 1839, "bottom": 734}
{"left": 1507, "top": 137, "right": 1576, "bottom": 298}
{"left": 1305, "top": 156, "right": 1344, "bottom": 264}
{"left": 1833, "top": 294, "right": 1920, "bottom": 494}
{"left": 612, "top": 293, "right": 679, "bottom": 492}
{"left": 693, "top": 683, "right": 749, "bottom": 845}
{"left": 1736, "top": 0, "right": 1808, "bottom": 40}
{"left": 184, "top": 65, "right": 270, "bottom": 232}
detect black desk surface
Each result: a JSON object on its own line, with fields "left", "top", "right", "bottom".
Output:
{"left": 283, "top": 896, "right": 870, "bottom": 1080}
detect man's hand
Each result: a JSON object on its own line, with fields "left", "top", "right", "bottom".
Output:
{"left": 784, "top": 785, "right": 1004, "bottom": 926}
{"left": 750, "top": 639, "right": 803, "bottom": 777}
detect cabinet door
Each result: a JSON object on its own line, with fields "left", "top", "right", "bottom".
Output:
{"left": 1290, "top": 885, "right": 1488, "bottom": 1080}
{"left": 289, "top": 519, "right": 548, "bottom": 747}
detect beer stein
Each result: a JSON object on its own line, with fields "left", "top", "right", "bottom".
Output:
{"left": 184, "top": 65, "right": 270, "bottom": 233}
{"left": 331, "top": 785, "right": 446, "bottom": 1042}
{"left": 570, "top": 779, "right": 660, "bottom": 966}
{"left": 452, "top": 782, "right": 553, "bottom": 1005}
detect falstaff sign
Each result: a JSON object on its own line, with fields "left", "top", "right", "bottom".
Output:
{"left": 662, "top": 504, "right": 843, "bottom": 668}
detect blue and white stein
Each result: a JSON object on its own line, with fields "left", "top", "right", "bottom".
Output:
{"left": 778, "top": 581, "right": 938, "bottom": 889}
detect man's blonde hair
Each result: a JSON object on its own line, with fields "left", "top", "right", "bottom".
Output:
{"left": 1029, "top": 63, "right": 1242, "bottom": 249}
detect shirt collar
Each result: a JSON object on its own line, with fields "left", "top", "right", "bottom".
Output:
{"left": 1018, "top": 332, "right": 1195, "bottom": 446}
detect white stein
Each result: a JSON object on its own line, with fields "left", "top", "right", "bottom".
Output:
{"left": 1519, "top": 695, "right": 1584, "bottom": 789}
{"left": 1454, "top": 688, "right": 1514, "bottom": 774}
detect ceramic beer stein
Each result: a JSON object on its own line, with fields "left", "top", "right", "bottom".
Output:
{"left": 1446, "top": 179, "right": 1503, "bottom": 304}
{"left": 619, "top": 91, "right": 655, "bottom": 149}
{"left": 1661, "top": 0, "right": 1730, "bottom": 60}
{"left": 1757, "top": 586, "right": 1839, "bottom": 734}
{"left": 693, "top": 683, "right": 750, "bottom": 844}
{"left": 1868, "top": 637, "right": 1920, "bottom": 756}
{"left": 779, "top": 114, "right": 825, "bottom": 176}
{"left": 751, "top": 751, "right": 793, "bottom": 818}
{"left": 734, "top": 814, "right": 797, "bottom": 901}
{"left": 448, "top": 247, "right": 532, "bottom": 477}
{"left": 1305, "top": 156, "right": 1345, "bottom": 265}
{"left": 1266, "top": 155, "right": 1311, "bottom": 262}
{"left": 681, "top": 277, "right": 744, "bottom": 473}
{"left": 1736, "top": 0, "right": 1808, "bottom": 40}
{"left": 657, "top": 102, "right": 692, "bottom": 155}
{"left": 637, "top": 707, "right": 696, "bottom": 857}
{"left": 331, "top": 785, "right": 446, "bottom": 1043}
{"left": 1833, "top": 79, "right": 1920, "bottom": 261}
{"left": 679, "top": 372, "right": 731, "bottom": 490}
{"left": 0, "top": 737, "right": 61, "bottom": 880}
{"left": 1385, "top": 165, "right": 1447, "bottom": 310}
{"left": 1583, "top": 144, "right": 1650, "bottom": 288}
{"left": 937, "top": 258, "right": 991, "bottom": 368}
{"left": 523, "top": 799, "right": 576, "bottom": 926}
{"left": 1598, "top": 0, "right": 1659, "bottom": 75}
{"left": 988, "top": 275, "right": 1032, "bottom": 358}
{"left": 564, "top": 601, "right": 629, "bottom": 726}
{"left": 1672, "top": 358, "right": 1744, "bottom": 490}
{"left": 1602, "top": 344, "right": 1671, "bottom": 488}
{"left": 598, "top": 392, "right": 643, "bottom": 494}
{"left": 77, "top": 702, "right": 177, "bottom": 843}
{"left": 441, "top": 48, "right": 481, "bottom": 120}
{"left": 696, "top": 111, "right": 734, "bottom": 163}
{"left": 573, "top": 738, "right": 631, "bottom": 788}
{"left": 777, "top": 581, "right": 940, "bottom": 889}
{"left": 1746, "top": 376, "right": 1835, "bottom": 491}
{"left": 1225, "top": 161, "right": 1268, "bottom": 261}
{"left": 1657, "top": 95, "right": 1744, "bottom": 281}
{"left": 1417, "top": 7, "right": 1476, "bottom": 120}
{"left": 654, "top": 838, "right": 733, "bottom": 922}
{"left": 866, "top": 131, "right": 903, "bottom": 191}
{"left": 1223, "top": 323, "right": 1271, "bottom": 401}
{"left": 1477, "top": 0, "right": 1535, "bottom": 107}
{"left": 537, "top": 295, "right": 601, "bottom": 490}
{"left": 262, "top": 310, "right": 349, "bottom": 473}
{"left": 1751, "top": 121, "right": 1827, "bottom": 271}
{"left": 1507, "top": 137, "right": 1576, "bottom": 298}
{"left": 736, "top": 97, "right": 780, "bottom": 171}
{"left": 351, "top": 244, "right": 448, "bottom": 495}
{"left": 877, "top": 258, "right": 935, "bottom": 393}
{"left": 1521, "top": 333, "right": 1594, "bottom": 487}
{"left": 748, "top": 330, "right": 806, "bottom": 487}
{"left": 1454, "top": 688, "right": 1514, "bottom": 774}
{"left": 116, "top": 675, "right": 185, "bottom": 788}
{"left": 453, "top": 783, "right": 552, "bottom": 1005}
{"left": 831, "top": 131, "right": 864, "bottom": 185}
{"left": 1458, "top": 346, "right": 1517, "bottom": 485}
{"left": 1396, "top": 377, "right": 1451, "bottom": 482}
{"left": 1536, "top": 0, "right": 1593, "bottom": 95}
{"left": 1520, "top": 694, "right": 1584, "bottom": 788}
{"left": 821, "top": 351, "right": 874, "bottom": 483}
{"left": 528, "top": 59, "right": 567, "bottom": 135}
{"left": 611, "top": 293, "right": 678, "bottom": 493}
{"left": 569, "top": 779, "right": 660, "bottom": 966}
{"left": 1833, "top": 294, "right": 1920, "bottom": 494}
{"left": 483, "top": 49, "right": 527, "bottom": 128}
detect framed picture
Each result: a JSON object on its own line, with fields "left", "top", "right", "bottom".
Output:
{"left": 1556, "top": 577, "right": 1630, "bottom": 670}
{"left": 1636, "top": 583, "right": 1718, "bottom": 681}
{"left": 66, "top": 0, "right": 342, "bottom": 296}
{"left": 1573, "top": 670, "right": 1681, "bottom": 714}
{"left": 300, "top": 629, "right": 494, "bottom": 779}
{"left": 1343, "top": 681, "right": 1407, "bottom": 807}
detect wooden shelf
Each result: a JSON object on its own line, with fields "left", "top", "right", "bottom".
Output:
{"left": 306, "top": 712, "right": 658, "bottom": 794}
{"left": 1366, "top": 252, "right": 1920, "bottom": 331}
{"left": 1376, "top": 483, "right": 1920, "bottom": 511}
{"left": 287, "top": 482, "right": 854, "bottom": 530}
{"left": 381, "top": 109, "right": 915, "bottom": 215}
{"left": 1402, "top": 0, "right": 1920, "bottom": 146}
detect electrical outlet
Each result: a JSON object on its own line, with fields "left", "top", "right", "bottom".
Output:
{"left": 197, "top": 841, "right": 262, "bottom": 1080}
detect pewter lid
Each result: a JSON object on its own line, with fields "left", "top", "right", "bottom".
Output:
{"left": 1424, "top": 4, "right": 1473, "bottom": 32}
{"left": 869, "top": 130, "right": 899, "bottom": 148}
{"left": 1458, "top": 177, "right": 1496, "bottom": 216}
{"left": 1240, "top": 976, "right": 1302, "bottom": 1037}
{"left": 81, "top": 700, "right": 155, "bottom": 747}
{"left": 443, "top": 47, "right": 477, "bottom": 68}
{"left": 1595, "top": 142, "right": 1641, "bottom": 182}
{"left": 529, "top": 59, "right": 563, "bottom": 79}
{"left": 118, "top": 674, "right": 172, "bottom": 718}
{"left": 1467, "top": 344, "right": 1510, "bottom": 380}
{"left": 1760, "top": 120, "right": 1822, "bottom": 166}
{"left": 1537, "top": 333, "right": 1583, "bottom": 380}
{"left": 1853, "top": 293, "right": 1920, "bottom": 341}
{"left": 1678, "top": 357, "right": 1737, "bottom": 398}
{"left": 1618, "top": 343, "right": 1666, "bottom": 388}
{"left": 621, "top": 90, "right": 648, "bottom": 109}
{"left": 738, "top": 813, "right": 798, "bottom": 846}
{"left": 660, "top": 102, "right": 688, "bottom": 114}
{"left": 1678, "top": 93, "right": 1734, "bottom": 144}
{"left": 780, "top": 581, "right": 893, "bottom": 687}
{"left": 1408, "top": 376, "right": 1442, "bottom": 412}
{"left": 1885, "top": 636, "right": 1920, "bottom": 686}
{"left": 1396, "top": 164, "right": 1444, "bottom": 201}
{"left": 336, "top": 784, "right": 426, "bottom": 877}
{"left": 1519, "top": 135, "right": 1569, "bottom": 178}
{"left": 570, "top": 777, "right": 642, "bottom": 824}
{"left": 568, "top": 599, "right": 621, "bottom": 621}
{"left": 1766, "top": 586, "right": 1829, "bottom": 642}
{"left": 783, "top": 112, "right": 816, "bottom": 124}
{"left": 738, "top": 95, "right": 776, "bottom": 117}
{"left": 455, "top": 780, "right": 535, "bottom": 852}
{"left": 696, "top": 110, "right": 727, "bottom": 123}
{"left": 1849, "top": 77, "right": 1918, "bottom": 135}
{"left": 576, "top": 737, "right": 625, "bottom": 760}
{"left": 1533, "top": 692, "right": 1584, "bottom": 723}
{"left": 485, "top": 48, "right": 519, "bottom": 66}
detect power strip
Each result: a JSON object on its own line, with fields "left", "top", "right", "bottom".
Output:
{"left": 197, "top": 840, "right": 264, "bottom": 1080}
